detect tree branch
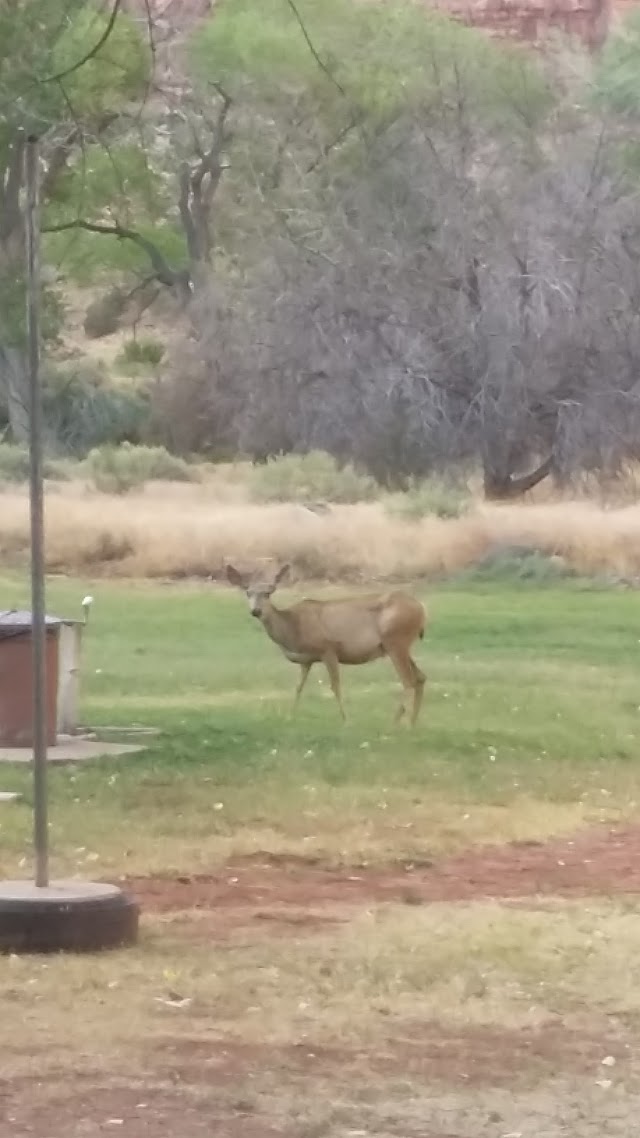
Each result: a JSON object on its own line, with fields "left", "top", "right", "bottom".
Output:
{"left": 42, "top": 217, "right": 191, "bottom": 294}
{"left": 0, "top": 134, "right": 26, "bottom": 244}
{"left": 39, "top": 0, "right": 123, "bottom": 87}
{"left": 178, "top": 89, "right": 233, "bottom": 264}
{"left": 484, "top": 455, "right": 554, "bottom": 499}
{"left": 284, "top": 0, "right": 348, "bottom": 101}
{"left": 178, "top": 162, "right": 200, "bottom": 263}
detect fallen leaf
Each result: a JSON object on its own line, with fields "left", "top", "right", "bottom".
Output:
{"left": 154, "top": 994, "right": 192, "bottom": 1009}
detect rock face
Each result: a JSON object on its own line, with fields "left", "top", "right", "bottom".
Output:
{"left": 431, "top": 0, "right": 610, "bottom": 49}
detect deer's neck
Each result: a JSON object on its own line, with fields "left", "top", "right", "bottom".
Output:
{"left": 260, "top": 599, "right": 300, "bottom": 652}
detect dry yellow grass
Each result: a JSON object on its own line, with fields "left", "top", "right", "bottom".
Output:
{"left": 4, "top": 897, "right": 640, "bottom": 1078}
{"left": 2, "top": 478, "right": 640, "bottom": 579}
{"left": 1, "top": 785, "right": 607, "bottom": 880}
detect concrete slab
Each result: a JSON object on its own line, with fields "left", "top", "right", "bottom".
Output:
{"left": 86, "top": 726, "right": 160, "bottom": 739}
{"left": 0, "top": 879, "right": 122, "bottom": 903}
{"left": 0, "top": 739, "right": 145, "bottom": 764}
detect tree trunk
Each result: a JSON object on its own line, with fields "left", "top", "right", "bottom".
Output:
{"left": 483, "top": 456, "right": 553, "bottom": 500}
{"left": 0, "top": 344, "right": 30, "bottom": 443}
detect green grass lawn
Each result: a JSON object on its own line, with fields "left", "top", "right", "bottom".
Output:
{"left": 0, "top": 573, "right": 639, "bottom": 877}
{"left": 5, "top": 572, "right": 640, "bottom": 1135}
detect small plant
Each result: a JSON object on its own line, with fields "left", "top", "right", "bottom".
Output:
{"left": 116, "top": 337, "right": 165, "bottom": 375}
{"left": 456, "top": 545, "right": 573, "bottom": 584}
{"left": 0, "top": 444, "right": 31, "bottom": 483}
{"left": 0, "top": 444, "right": 73, "bottom": 484}
{"left": 86, "top": 443, "right": 198, "bottom": 493}
{"left": 386, "top": 477, "right": 471, "bottom": 520}
{"left": 44, "top": 362, "right": 148, "bottom": 456}
{"left": 249, "top": 450, "right": 379, "bottom": 504}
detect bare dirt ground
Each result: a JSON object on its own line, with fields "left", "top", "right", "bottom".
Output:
{"left": 6, "top": 825, "right": 640, "bottom": 1138}
{"left": 122, "top": 821, "right": 640, "bottom": 913}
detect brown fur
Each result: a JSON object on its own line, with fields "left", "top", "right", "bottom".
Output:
{"left": 226, "top": 563, "right": 427, "bottom": 725}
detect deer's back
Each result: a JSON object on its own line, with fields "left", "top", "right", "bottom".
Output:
{"left": 289, "top": 590, "right": 425, "bottom": 664}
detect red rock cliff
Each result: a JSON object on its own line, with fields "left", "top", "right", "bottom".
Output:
{"left": 431, "top": 0, "right": 610, "bottom": 48}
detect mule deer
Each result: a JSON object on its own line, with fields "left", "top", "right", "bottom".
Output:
{"left": 225, "top": 563, "right": 427, "bottom": 725}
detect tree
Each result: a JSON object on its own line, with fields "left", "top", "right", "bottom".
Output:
{"left": 0, "top": 0, "right": 149, "bottom": 439}
{"left": 177, "top": 0, "right": 640, "bottom": 496}
{"left": 163, "top": 0, "right": 567, "bottom": 489}
{"left": 162, "top": 3, "right": 640, "bottom": 497}
{"left": 222, "top": 117, "right": 640, "bottom": 495}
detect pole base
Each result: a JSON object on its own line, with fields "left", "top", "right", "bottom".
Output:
{"left": 0, "top": 880, "right": 139, "bottom": 953}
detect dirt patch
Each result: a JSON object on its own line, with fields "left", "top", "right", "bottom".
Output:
{"left": 121, "top": 823, "right": 640, "bottom": 918}
{"left": 156, "top": 904, "right": 350, "bottom": 943}
{"left": 151, "top": 1023, "right": 629, "bottom": 1088}
{"left": 8, "top": 826, "right": 640, "bottom": 1137}
{"left": 0, "top": 1080, "right": 285, "bottom": 1138}
{"left": 2, "top": 1024, "right": 632, "bottom": 1138}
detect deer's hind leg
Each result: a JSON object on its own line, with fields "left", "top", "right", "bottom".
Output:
{"left": 386, "top": 643, "right": 425, "bottom": 727}
{"left": 408, "top": 655, "right": 426, "bottom": 726}
{"left": 323, "top": 650, "right": 346, "bottom": 722}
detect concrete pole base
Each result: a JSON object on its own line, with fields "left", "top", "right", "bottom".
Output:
{"left": 0, "top": 880, "right": 139, "bottom": 953}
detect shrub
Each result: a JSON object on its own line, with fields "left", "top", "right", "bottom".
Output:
{"left": 0, "top": 444, "right": 30, "bottom": 482}
{"left": 43, "top": 363, "right": 148, "bottom": 457}
{"left": 455, "top": 545, "right": 573, "bottom": 584}
{"left": 83, "top": 288, "right": 128, "bottom": 339}
{"left": 86, "top": 442, "right": 198, "bottom": 493}
{"left": 386, "top": 478, "right": 471, "bottom": 520}
{"left": 249, "top": 451, "right": 379, "bottom": 504}
{"left": 0, "top": 444, "right": 74, "bottom": 484}
{"left": 116, "top": 337, "right": 165, "bottom": 373}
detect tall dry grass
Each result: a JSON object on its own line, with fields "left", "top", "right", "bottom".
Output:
{"left": 2, "top": 478, "right": 640, "bottom": 580}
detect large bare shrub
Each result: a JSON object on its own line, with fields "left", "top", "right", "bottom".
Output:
{"left": 155, "top": 4, "right": 640, "bottom": 497}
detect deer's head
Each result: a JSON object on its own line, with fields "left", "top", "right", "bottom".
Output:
{"left": 225, "top": 563, "right": 290, "bottom": 618}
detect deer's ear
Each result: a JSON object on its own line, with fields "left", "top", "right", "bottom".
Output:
{"left": 273, "top": 563, "right": 291, "bottom": 588}
{"left": 225, "top": 564, "right": 246, "bottom": 590}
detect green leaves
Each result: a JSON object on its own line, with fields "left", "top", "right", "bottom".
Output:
{"left": 191, "top": 0, "right": 552, "bottom": 134}
{"left": 0, "top": 270, "right": 64, "bottom": 349}
{"left": 0, "top": 0, "right": 149, "bottom": 134}
{"left": 51, "top": 2, "right": 149, "bottom": 118}
{"left": 593, "top": 10, "right": 640, "bottom": 116}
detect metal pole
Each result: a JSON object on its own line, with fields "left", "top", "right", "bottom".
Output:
{"left": 25, "top": 133, "right": 49, "bottom": 889}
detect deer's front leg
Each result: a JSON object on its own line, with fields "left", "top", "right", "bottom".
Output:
{"left": 323, "top": 650, "right": 346, "bottom": 722}
{"left": 292, "top": 661, "right": 312, "bottom": 714}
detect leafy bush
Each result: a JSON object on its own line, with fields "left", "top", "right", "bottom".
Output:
{"left": 0, "top": 444, "right": 75, "bottom": 484}
{"left": 86, "top": 443, "right": 198, "bottom": 493}
{"left": 249, "top": 451, "right": 379, "bottom": 503}
{"left": 116, "top": 337, "right": 165, "bottom": 372}
{"left": 593, "top": 11, "right": 640, "bottom": 116}
{"left": 0, "top": 444, "right": 31, "bottom": 482}
{"left": 386, "top": 478, "right": 471, "bottom": 520}
{"left": 43, "top": 363, "right": 148, "bottom": 457}
{"left": 456, "top": 545, "right": 573, "bottom": 584}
